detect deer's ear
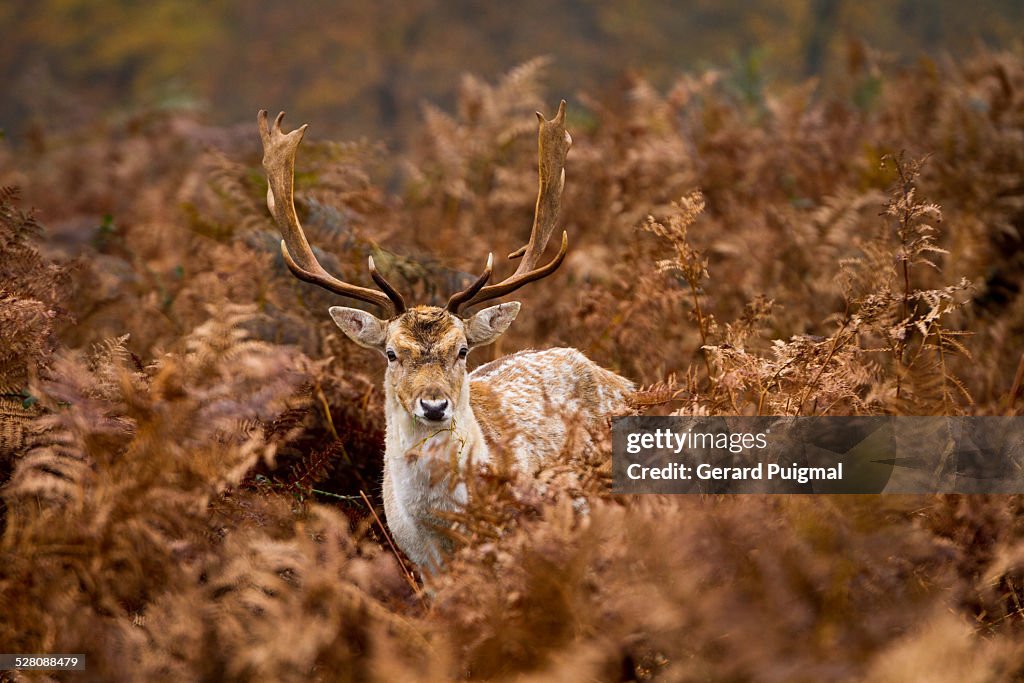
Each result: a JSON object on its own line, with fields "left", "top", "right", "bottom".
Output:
{"left": 329, "top": 307, "right": 388, "bottom": 350}
{"left": 465, "top": 302, "right": 521, "bottom": 348}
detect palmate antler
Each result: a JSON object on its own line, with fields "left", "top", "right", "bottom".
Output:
{"left": 258, "top": 110, "right": 406, "bottom": 317}
{"left": 259, "top": 101, "right": 571, "bottom": 318}
{"left": 446, "top": 100, "right": 572, "bottom": 313}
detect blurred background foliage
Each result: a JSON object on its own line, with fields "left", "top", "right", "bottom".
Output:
{"left": 2, "top": 0, "right": 1022, "bottom": 145}
{"left": 4, "top": 2, "right": 1024, "bottom": 679}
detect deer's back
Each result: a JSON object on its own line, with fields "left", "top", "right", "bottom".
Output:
{"left": 469, "top": 347, "right": 633, "bottom": 469}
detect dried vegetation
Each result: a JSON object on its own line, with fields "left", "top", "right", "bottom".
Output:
{"left": 2, "top": 49, "right": 1024, "bottom": 681}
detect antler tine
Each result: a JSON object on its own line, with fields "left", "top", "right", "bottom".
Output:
{"left": 368, "top": 255, "right": 407, "bottom": 312}
{"left": 258, "top": 109, "right": 406, "bottom": 316}
{"left": 445, "top": 253, "right": 493, "bottom": 312}
{"left": 454, "top": 100, "right": 572, "bottom": 313}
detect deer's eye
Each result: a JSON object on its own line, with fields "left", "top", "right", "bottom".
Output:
{"left": 458, "top": 347, "right": 468, "bottom": 360}
{"left": 386, "top": 349, "right": 398, "bottom": 362}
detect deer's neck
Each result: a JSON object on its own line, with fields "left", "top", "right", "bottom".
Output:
{"left": 381, "top": 381, "right": 488, "bottom": 569}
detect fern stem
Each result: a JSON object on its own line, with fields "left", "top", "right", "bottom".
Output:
{"left": 688, "top": 282, "right": 715, "bottom": 390}
{"left": 1008, "top": 352, "right": 1024, "bottom": 415}
{"left": 796, "top": 323, "right": 849, "bottom": 416}
{"left": 359, "top": 489, "right": 423, "bottom": 599}
{"left": 311, "top": 488, "right": 363, "bottom": 502}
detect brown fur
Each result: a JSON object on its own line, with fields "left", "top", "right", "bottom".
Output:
{"left": 360, "top": 305, "right": 634, "bottom": 568}
{"left": 470, "top": 347, "right": 633, "bottom": 468}
{"left": 387, "top": 307, "right": 466, "bottom": 412}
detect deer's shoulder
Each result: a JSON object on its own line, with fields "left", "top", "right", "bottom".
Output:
{"left": 469, "top": 348, "right": 633, "bottom": 465}
{"left": 472, "top": 347, "right": 631, "bottom": 393}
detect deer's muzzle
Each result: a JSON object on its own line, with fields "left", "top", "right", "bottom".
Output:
{"left": 416, "top": 398, "right": 450, "bottom": 423}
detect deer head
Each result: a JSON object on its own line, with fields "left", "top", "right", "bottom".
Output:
{"left": 257, "top": 103, "right": 572, "bottom": 425}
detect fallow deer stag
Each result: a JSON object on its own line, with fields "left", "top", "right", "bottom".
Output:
{"left": 258, "top": 102, "right": 633, "bottom": 570}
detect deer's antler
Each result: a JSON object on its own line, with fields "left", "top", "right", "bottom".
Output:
{"left": 445, "top": 253, "right": 493, "bottom": 311}
{"left": 258, "top": 110, "right": 406, "bottom": 317}
{"left": 447, "top": 100, "right": 572, "bottom": 314}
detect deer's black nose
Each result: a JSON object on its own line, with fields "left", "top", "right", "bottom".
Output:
{"left": 419, "top": 398, "right": 449, "bottom": 421}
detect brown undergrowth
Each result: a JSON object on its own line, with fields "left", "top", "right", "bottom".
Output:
{"left": 2, "top": 48, "right": 1024, "bottom": 681}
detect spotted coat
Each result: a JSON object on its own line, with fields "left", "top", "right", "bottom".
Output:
{"left": 330, "top": 304, "right": 633, "bottom": 570}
